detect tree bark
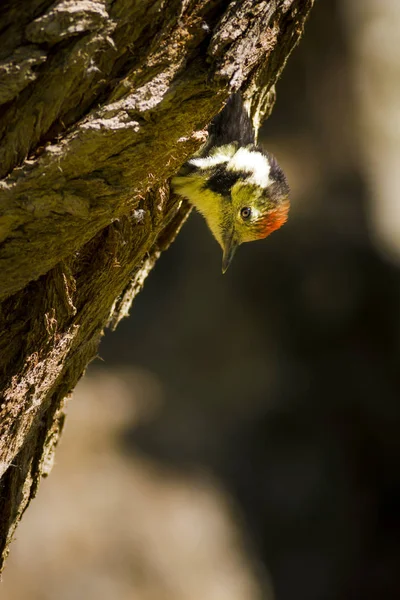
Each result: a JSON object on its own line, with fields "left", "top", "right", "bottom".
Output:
{"left": 0, "top": 0, "right": 314, "bottom": 570}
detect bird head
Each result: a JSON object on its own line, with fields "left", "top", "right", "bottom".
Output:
{"left": 171, "top": 144, "right": 290, "bottom": 272}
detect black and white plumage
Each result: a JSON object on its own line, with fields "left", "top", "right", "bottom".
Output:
{"left": 172, "top": 93, "right": 290, "bottom": 272}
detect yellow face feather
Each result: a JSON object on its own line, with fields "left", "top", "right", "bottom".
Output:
{"left": 171, "top": 173, "right": 226, "bottom": 247}
{"left": 230, "top": 180, "right": 289, "bottom": 243}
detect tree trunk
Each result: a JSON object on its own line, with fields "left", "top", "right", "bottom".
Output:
{"left": 0, "top": 0, "right": 314, "bottom": 570}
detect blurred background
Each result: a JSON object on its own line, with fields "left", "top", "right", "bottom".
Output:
{"left": 3, "top": 0, "right": 400, "bottom": 598}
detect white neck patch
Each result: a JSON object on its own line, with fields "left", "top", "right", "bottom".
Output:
{"left": 227, "top": 148, "right": 271, "bottom": 188}
{"left": 190, "top": 152, "right": 230, "bottom": 170}
{"left": 189, "top": 144, "right": 237, "bottom": 170}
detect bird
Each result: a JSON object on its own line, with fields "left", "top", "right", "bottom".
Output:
{"left": 171, "top": 93, "right": 290, "bottom": 273}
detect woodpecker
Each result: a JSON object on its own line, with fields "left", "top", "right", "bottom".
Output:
{"left": 171, "top": 93, "right": 290, "bottom": 272}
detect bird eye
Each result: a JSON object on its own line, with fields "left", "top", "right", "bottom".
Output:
{"left": 240, "top": 207, "right": 252, "bottom": 220}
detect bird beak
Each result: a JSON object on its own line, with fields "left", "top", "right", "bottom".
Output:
{"left": 222, "top": 235, "right": 239, "bottom": 273}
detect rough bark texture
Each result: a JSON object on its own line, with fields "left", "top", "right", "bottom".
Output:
{"left": 0, "top": 0, "right": 314, "bottom": 571}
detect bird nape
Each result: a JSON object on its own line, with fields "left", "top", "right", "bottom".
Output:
{"left": 171, "top": 93, "right": 290, "bottom": 273}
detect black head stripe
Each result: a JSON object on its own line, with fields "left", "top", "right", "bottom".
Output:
{"left": 205, "top": 165, "right": 246, "bottom": 196}
{"left": 268, "top": 153, "right": 289, "bottom": 188}
{"left": 267, "top": 180, "right": 290, "bottom": 204}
